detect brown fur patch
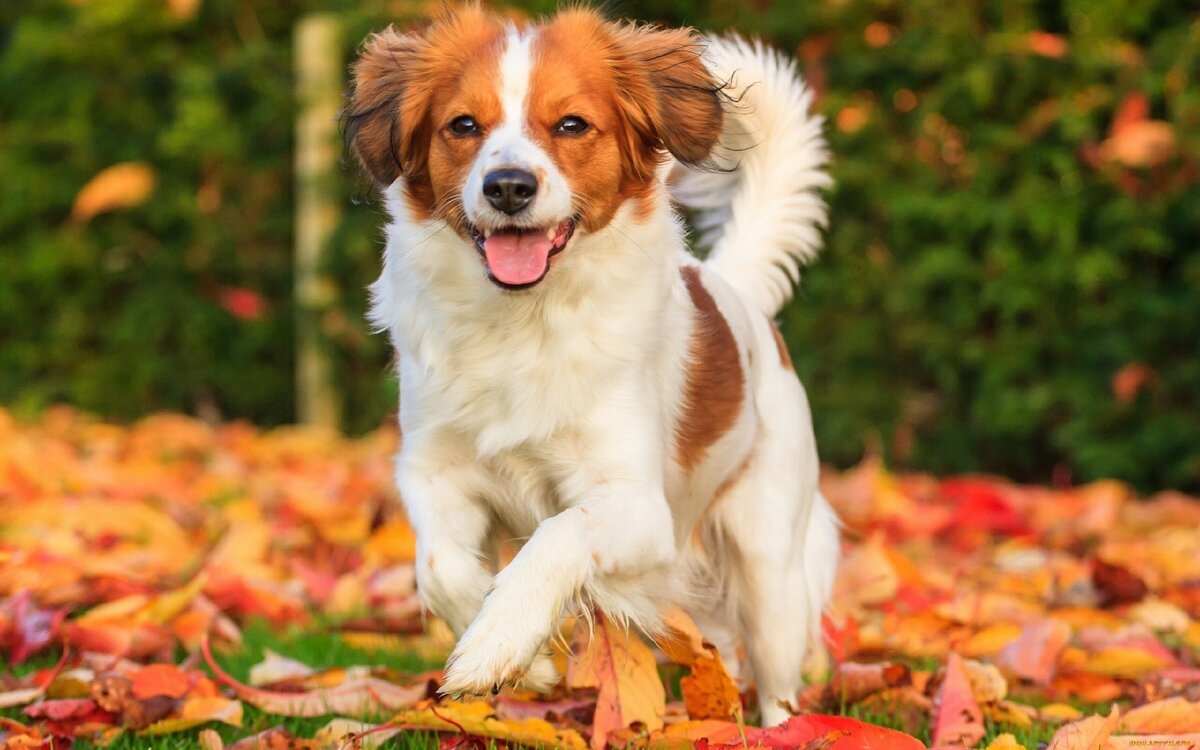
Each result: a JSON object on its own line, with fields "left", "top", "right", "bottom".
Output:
{"left": 676, "top": 267, "right": 745, "bottom": 473}
{"left": 528, "top": 11, "right": 723, "bottom": 232}
{"left": 346, "top": 7, "right": 506, "bottom": 222}
{"left": 768, "top": 319, "right": 793, "bottom": 369}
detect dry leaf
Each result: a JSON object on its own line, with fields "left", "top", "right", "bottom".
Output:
{"left": 995, "top": 618, "right": 1071, "bottom": 684}
{"left": 1046, "top": 706, "right": 1121, "bottom": 750}
{"left": 69, "top": 162, "right": 157, "bottom": 224}
{"left": 1118, "top": 697, "right": 1200, "bottom": 732}
{"left": 570, "top": 612, "right": 665, "bottom": 750}
{"left": 930, "top": 653, "right": 985, "bottom": 748}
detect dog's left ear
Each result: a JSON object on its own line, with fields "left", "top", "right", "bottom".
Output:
{"left": 613, "top": 25, "right": 725, "bottom": 174}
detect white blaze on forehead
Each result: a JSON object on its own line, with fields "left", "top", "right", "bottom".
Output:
{"left": 498, "top": 26, "right": 533, "bottom": 137}
{"left": 462, "top": 25, "right": 573, "bottom": 228}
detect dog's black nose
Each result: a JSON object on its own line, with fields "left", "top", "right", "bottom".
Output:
{"left": 482, "top": 169, "right": 538, "bottom": 215}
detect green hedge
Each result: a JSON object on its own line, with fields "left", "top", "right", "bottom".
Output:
{"left": 1, "top": 0, "right": 1197, "bottom": 490}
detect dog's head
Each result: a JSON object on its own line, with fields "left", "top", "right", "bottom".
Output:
{"left": 345, "top": 6, "right": 724, "bottom": 290}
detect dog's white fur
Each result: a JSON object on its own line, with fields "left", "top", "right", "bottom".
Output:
{"left": 367, "top": 30, "right": 838, "bottom": 726}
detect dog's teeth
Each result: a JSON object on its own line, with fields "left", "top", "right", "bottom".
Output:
{"left": 483, "top": 228, "right": 493, "bottom": 239}
{"left": 546, "top": 227, "right": 556, "bottom": 240}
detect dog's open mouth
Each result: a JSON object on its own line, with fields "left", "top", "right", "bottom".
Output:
{"left": 470, "top": 219, "right": 576, "bottom": 290}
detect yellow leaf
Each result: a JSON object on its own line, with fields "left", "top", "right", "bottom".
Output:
{"left": 391, "top": 700, "right": 587, "bottom": 750}
{"left": 1039, "top": 703, "right": 1083, "bottom": 722}
{"left": 570, "top": 612, "right": 666, "bottom": 750}
{"left": 961, "top": 622, "right": 1022, "bottom": 658}
{"left": 139, "top": 572, "right": 208, "bottom": 625}
{"left": 140, "top": 697, "right": 243, "bottom": 734}
{"left": 984, "top": 733, "right": 1029, "bottom": 750}
{"left": 983, "top": 700, "right": 1034, "bottom": 729}
{"left": 364, "top": 519, "right": 417, "bottom": 563}
{"left": 70, "top": 162, "right": 157, "bottom": 224}
{"left": 1086, "top": 646, "right": 1170, "bottom": 677}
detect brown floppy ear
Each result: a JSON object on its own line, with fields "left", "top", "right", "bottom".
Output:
{"left": 612, "top": 25, "right": 725, "bottom": 174}
{"left": 344, "top": 26, "right": 431, "bottom": 188}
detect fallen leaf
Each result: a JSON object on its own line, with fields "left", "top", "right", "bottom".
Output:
{"left": 1046, "top": 706, "right": 1121, "bottom": 750}
{"left": 1118, "top": 697, "right": 1200, "bottom": 732}
{"left": 203, "top": 637, "right": 424, "bottom": 718}
{"left": 570, "top": 612, "right": 665, "bottom": 749}
{"left": 390, "top": 699, "right": 588, "bottom": 750}
{"left": 984, "top": 734, "right": 1029, "bottom": 750}
{"left": 247, "top": 650, "right": 315, "bottom": 687}
{"left": 1092, "top": 559, "right": 1148, "bottom": 607}
{"left": 930, "top": 653, "right": 985, "bottom": 748}
{"left": 130, "top": 664, "right": 193, "bottom": 700}
{"left": 995, "top": 619, "right": 1071, "bottom": 684}
{"left": 141, "top": 697, "right": 243, "bottom": 734}
{"left": 701, "top": 714, "right": 924, "bottom": 749}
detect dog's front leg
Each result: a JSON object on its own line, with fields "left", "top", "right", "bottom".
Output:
{"left": 440, "top": 476, "right": 675, "bottom": 695}
{"left": 397, "top": 436, "right": 494, "bottom": 637}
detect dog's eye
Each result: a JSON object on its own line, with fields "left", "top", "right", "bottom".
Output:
{"left": 555, "top": 116, "right": 590, "bottom": 136}
{"left": 449, "top": 116, "right": 480, "bottom": 136}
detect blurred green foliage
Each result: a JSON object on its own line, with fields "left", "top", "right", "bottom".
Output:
{"left": 0, "top": 0, "right": 1197, "bottom": 490}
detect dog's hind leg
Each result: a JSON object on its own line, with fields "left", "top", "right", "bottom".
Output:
{"left": 713, "top": 374, "right": 838, "bottom": 726}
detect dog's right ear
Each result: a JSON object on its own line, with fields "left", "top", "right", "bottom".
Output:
{"left": 345, "top": 26, "right": 432, "bottom": 189}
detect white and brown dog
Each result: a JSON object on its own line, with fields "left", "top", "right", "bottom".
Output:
{"left": 346, "top": 6, "right": 838, "bottom": 725}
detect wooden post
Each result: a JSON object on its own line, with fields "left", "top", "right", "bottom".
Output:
{"left": 294, "top": 14, "right": 343, "bottom": 429}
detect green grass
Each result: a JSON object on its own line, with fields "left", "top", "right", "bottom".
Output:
{"left": 2, "top": 620, "right": 449, "bottom": 749}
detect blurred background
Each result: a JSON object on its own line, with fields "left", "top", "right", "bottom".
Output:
{"left": 0, "top": 0, "right": 1197, "bottom": 492}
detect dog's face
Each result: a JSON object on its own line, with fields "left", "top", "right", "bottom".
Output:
{"left": 346, "top": 8, "right": 723, "bottom": 289}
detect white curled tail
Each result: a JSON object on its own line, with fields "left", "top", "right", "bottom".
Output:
{"left": 669, "top": 36, "right": 832, "bottom": 317}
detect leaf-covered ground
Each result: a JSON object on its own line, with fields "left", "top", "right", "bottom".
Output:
{"left": 2, "top": 408, "right": 1199, "bottom": 749}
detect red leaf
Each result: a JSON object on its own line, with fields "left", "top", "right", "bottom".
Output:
{"left": 703, "top": 715, "right": 925, "bottom": 749}
{"left": 24, "top": 699, "right": 99, "bottom": 721}
{"left": 940, "top": 479, "right": 1033, "bottom": 537}
{"left": 930, "top": 653, "right": 985, "bottom": 748}
{"left": 4, "top": 592, "right": 67, "bottom": 665}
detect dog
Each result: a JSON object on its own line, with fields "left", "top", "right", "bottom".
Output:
{"left": 345, "top": 5, "right": 839, "bottom": 726}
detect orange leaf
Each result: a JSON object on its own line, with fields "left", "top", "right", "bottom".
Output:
{"left": 680, "top": 654, "right": 740, "bottom": 722}
{"left": 130, "top": 664, "right": 192, "bottom": 700}
{"left": 828, "top": 662, "right": 911, "bottom": 704}
{"left": 1027, "top": 32, "right": 1068, "bottom": 58}
{"left": 930, "top": 652, "right": 985, "bottom": 748}
{"left": 69, "top": 162, "right": 157, "bottom": 224}
{"left": 657, "top": 607, "right": 709, "bottom": 667}
{"left": 570, "top": 612, "right": 665, "bottom": 750}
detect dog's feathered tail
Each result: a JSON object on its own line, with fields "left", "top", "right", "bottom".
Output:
{"left": 669, "top": 37, "right": 831, "bottom": 318}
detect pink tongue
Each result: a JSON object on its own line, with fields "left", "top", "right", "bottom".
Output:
{"left": 482, "top": 230, "right": 554, "bottom": 286}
